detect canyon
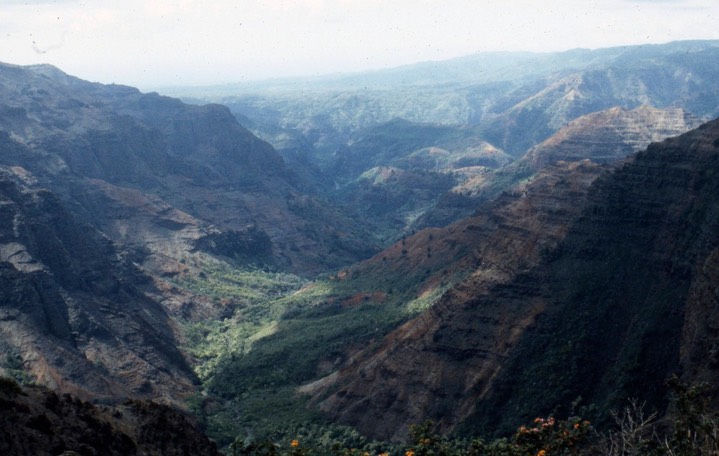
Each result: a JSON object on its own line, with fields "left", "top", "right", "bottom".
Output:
{"left": 1, "top": 40, "right": 719, "bottom": 451}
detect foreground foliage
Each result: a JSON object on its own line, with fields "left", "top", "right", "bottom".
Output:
{"left": 224, "top": 378, "right": 718, "bottom": 456}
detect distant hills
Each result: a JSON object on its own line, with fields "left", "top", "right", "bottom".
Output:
{"left": 1, "top": 40, "right": 719, "bottom": 452}
{"left": 168, "top": 40, "right": 719, "bottom": 239}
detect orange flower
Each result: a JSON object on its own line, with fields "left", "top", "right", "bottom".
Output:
{"left": 574, "top": 423, "right": 580, "bottom": 429}
{"left": 405, "top": 450, "right": 415, "bottom": 456}
{"left": 291, "top": 440, "right": 300, "bottom": 448}
{"left": 537, "top": 450, "right": 547, "bottom": 456}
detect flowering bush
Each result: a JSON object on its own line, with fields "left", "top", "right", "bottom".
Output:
{"left": 512, "top": 416, "right": 591, "bottom": 455}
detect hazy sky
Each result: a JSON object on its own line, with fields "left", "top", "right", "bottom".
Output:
{"left": 2, "top": 0, "right": 718, "bottom": 89}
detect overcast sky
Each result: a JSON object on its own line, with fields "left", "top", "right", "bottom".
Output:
{"left": 2, "top": 0, "right": 718, "bottom": 90}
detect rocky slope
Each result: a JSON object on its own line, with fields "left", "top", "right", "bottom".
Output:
{"left": 522, "top": 105, "right": 702, "bottom": 169}
{"left": 300, "top": 159, "right": 607, "bottom": 440}
{"left": 0, "top": 61, "right": 388, "bottom": 449}
{"left": 423, "top": 105, "right": 701, "bottom": 230}
{"left": 458, "top": 105, "right": 702, "bottom": 196}
{"left": 0, "top": 165, "right": 197, "bottom": 404}
{"left": 332, "top": 118, "right": 512, "bottom": 180}
{"left": 300, "top": 118, "right": 719, "bottom": 440}
{"left": 310, "top": 118, "right": 514, "bottom": 240}
{"left": 0, "top": 62, "right": 378, "bottom": 277}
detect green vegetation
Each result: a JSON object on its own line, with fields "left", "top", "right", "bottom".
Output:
{"left": 223, "top": 378, "right": 719, "bottom": 456}
{"left": 2, "top": 352, "right": 34, "bottom": 386}
{"left": 180, "top": 262, "right": 306, "bottom": 306}
{"left": 176, "top": 258, "right": 462, "bottom": 448}
{"left": 179, "top": 263, "right": 307, "bottom": 380}
{"left": 175, "top": 258, "right": 719, "bottom": 456}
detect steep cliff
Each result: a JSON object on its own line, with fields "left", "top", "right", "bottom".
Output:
{"left": 0, "top": 62, "right": 378, "bottom": 277}
{"left": 523, "top": 105, "right": 701, "bottom": 169}
{"left": 0, "top": 165, "right": 196, "bottom": 404}
{"left": 301, "top": 118, "right": 719, "bottom": 440}
{"left": 300, "top": 159, "right": 607, "bottom": 440}
{"left": 470, "top": 117, "right": 719, "bottom": 435}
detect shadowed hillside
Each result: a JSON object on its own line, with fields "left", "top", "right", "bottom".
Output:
{"left": 300, "top": 117, "right": 719, "bottom": 440}
{"left": 0, "top": 378, "right": 220, "bottom": 456}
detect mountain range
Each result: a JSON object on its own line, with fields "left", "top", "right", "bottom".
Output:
{"left": 173, "top": 40, "right": 719, "bottom": 239}
{"left": 2, "top": 40, "right": 719, "bottom": 452}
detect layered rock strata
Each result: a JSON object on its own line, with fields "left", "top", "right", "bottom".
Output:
{"left": 302, "top": 118, "right": 719, "bottom": 440}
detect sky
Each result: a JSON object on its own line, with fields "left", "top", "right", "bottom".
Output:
{"left": 2, "top": 0, "right": 718, "bottom": 90}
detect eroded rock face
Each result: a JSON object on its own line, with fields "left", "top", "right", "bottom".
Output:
{"left": 524, "top": 105, "right": 702, "bottom": 169}
{"left": 302, "top": 118, "right": 719, "bottom": 441}
{"left": 429, "top": 105, "right": 701, "bottom": 229}
{"left": 301, "top": 159, "right": 608, "bottom": 441}
{"left": 471, "top": 118, "right": 719, "bottom": 435}
{"left": 0, "top": 167, "right": 197, "bottom": 404}
{"left": 0, "top": 62, "right": 378, "bottom": 277}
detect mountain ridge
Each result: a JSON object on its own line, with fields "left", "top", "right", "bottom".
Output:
{"left": 0, "top": 61, "right": 380, "bottom": 278}
{"left": 298, "top": 117, "right": 719, "bottom": 440}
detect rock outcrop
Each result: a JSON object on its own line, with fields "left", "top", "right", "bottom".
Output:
{"left": 523, "top": 105, "right": 702, "bottom": 169}
{"left": 434, "top": 105, "right": 701, "bottom": 229}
